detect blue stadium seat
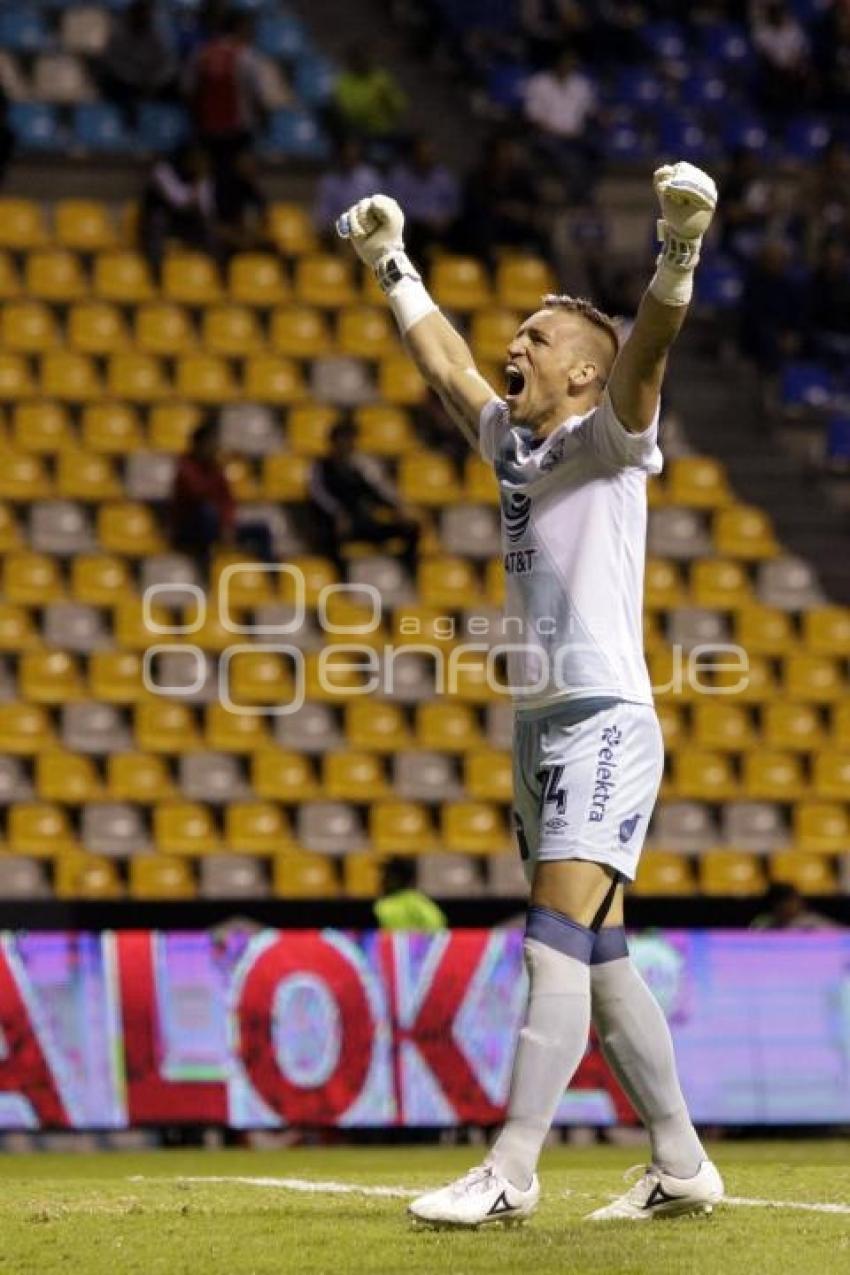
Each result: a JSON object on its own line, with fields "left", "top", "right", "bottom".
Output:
{"left": 700, "top": 22, "right": 755, "bottom": 69}
{"left": 486, "top": 63, "right": 529, "bottom": 112}
{"left": 255, "top": 14, "right": 309, "bottom": 61}
{"left": 613, "top": 68, "right": 663, "bottom": 109}
{"left": 73, "top": 103, "right": 134, "bottom": 153}
{"left": 826, "top": 417, "right": 850, "bottom": 464}
{"left": 680, "top": 67, "right": 729, "bottom": 111}
{"left": 784, "top": 116, "right": 832, "bottom": 161}
{"left": 641, "top": 21, "right": 688, "bottom": 60}
{"left": 696, "top": 257, "right": 744, "bottom": 309}
{"left": 601, "top": 121, "right": 652, "bottom": 162}
{"left": 0, "top": 10, "right": 49, "bottom": 53}
{"left": 9, "top": 103, "right": 62, "bottom": 152}
{"left": 263, "top": 109, "right": 329, "bottom": 161}
{"left": 137, "top": 103, "right": 190, "bottom": 152}
{"left": 294, "top": 55, "right": 337, "bottom": 106}
{"left": 657, "top": 111, "right": 715, "bottom": 163}
{"left": 780, "top": 362, "right": 836, "bottom": 410}
{"left": 720, "top": 110, "right": 770, "bottom": 155}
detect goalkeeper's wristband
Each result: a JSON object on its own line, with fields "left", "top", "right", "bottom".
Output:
{"left": 375, "top": 249, "right": 437, "bottom": 333}
{"left": 649, "top": 219, "right": 702, "bottom": 307}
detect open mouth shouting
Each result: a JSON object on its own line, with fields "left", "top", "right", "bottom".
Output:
{"left": 505, "top": 362, "right": 526, "bottom": 402}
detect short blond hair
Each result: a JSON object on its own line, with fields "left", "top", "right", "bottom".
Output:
{"left": 541, "top": 293, "right": 621, "bottom": 373}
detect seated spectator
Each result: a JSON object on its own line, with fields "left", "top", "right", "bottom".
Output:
{"left": 186, "top": 8, "right": 266, "bottom": 178}
{"left": 740, "top": 237, "right": 806, "bottom": 372}
{"left": 750, "top": 0, "right": 812, "bottom": 114}
{"left": 374, "top": 857, "right": 447, "bottom": 932}
{"left": 750, "top": 883, "right": 840, "bottom": 931}
{"left": 387, "top": 136, "right": 460, "bottom": 261}
{"left": 718, "top": 147, "right": 774, "bottom": 261}
{"left": 523, "top": 48, "right": 598, "bottom": 194}
{"left": 330, "top": 45, "right": 408, "bottom": 153}
{"left": 313, "top": 138, "right": 381, "bottom": 238}
{"left": 801, "top": 139, "right": 850, "bottom": 254}
{"left": 214, "top": 145, "right": 269, "bottom": 256}
{"left": 139, "top": 144, "right": 218, "bottom": 277}
{"left": 97, "top": 0, "right": 177, "bottom": 128}
{"left": 808, "top": 237, "right": 850, "bottom": 365}
{"left": 309, "top": 421, "right": 421, "bottom": 575}
{"left": 459, "top": 134, "right": 546, "bottom": 262}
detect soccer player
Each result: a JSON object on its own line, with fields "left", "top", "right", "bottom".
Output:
{"left": 338, "top": 161, "right": 724, "bottom": 1226}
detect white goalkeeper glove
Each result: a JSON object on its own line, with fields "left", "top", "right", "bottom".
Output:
{"left": 337, "top": 194, "right": 436, "bottom": 332}
{"left": 650, "top": 161, "right": 718, "bottom": 306}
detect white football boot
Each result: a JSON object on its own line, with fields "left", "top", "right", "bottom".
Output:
{"left": 585, "top": 1159, "right": 724, "bottom": 1222}
{"left": 408, "top": 1164, "right": 540, "bottom": 1229}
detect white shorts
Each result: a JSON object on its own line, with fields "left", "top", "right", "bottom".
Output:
{"left": 512, "top": 699, "right": 663, "bottom": 885}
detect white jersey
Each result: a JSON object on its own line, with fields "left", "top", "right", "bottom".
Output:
{"left": 480, "top": 391, "right": 662, "bottom": 716}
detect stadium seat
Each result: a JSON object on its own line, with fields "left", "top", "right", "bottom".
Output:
{"left": 225, "top": 649, "right": 291, "bottom": 707}
{"left": 343, "top": 852, "right": 381, "bottom": 899}
{"left": 154, "top": 801, "right": 220, "bottom": 856}
{"left": 831, "top": 702, "right": 850, "bottom": 750}
{"left": 700, "top": 850, "right": 766, "bottom": 896}
{"left": 269, "top": 306, "right": 332, "bottom": 359}
{"left": 674, "top": 750, "right": 738, "bottom": 801}
{"left": 0, "top": 857, "right": 49, "bottom": 899}
{"left": 803, "top": 606, "right": 850, "bottom": 657}
{"left": 418, "top": 853, "right": 485, "bottom": 898}
{"left": 691, "top": 702, "right": 756, "bottom": 752}
{"left": 0, "top": 253, "right": 21, "bottom": 300}
{"left": 163, "top": 253, "right": 222, "bottom": 306}
{"left": 631, "top": 851, "right": 697, "bottom": 896}
{"left": 107, "top": 752, "right": 174, "bottom": 803}
{"left": 135, "top": 702, "right": 201, "bottom": 754}
{"left": 55, "top": 855, "right": 123, "bottom": 901}
{"left": 62, "top": 702, "right": 131, "bottom": 754}
{"left": 0, "top": 354, "right": 36, "bottom": 401}
{"left": 175, "top": 353, "right": 236, "bottom": 403}
{"left": 264, "top": 109, "right": 329, "bottom": 161}
{"left": 273, "top": 700, "right": 342, "bottom": 754}
{"left": 229, "top": 253, "right": 290, "bottom": 306}
{"left": 58, "top": 451, "right": 121, "bottom": 501}
{"left": 26, "top": 250, "right": 88, "bottom": 304}
{"left": 431, "top": 257, "right": 492, "bottom": 310}
{"left": 0, "top": 504, "right": 20, "bottom": 552}
{"left": 323, "top": 751, "right": 388, "bottom": 801}
{"left": 295, "top": 255, "right": 356, "bottom": 308}
{"left": 667, "top": 457, "right": 731, "bottom": 508}
{"left": 742, "top": 751, "right": 806, "bottom": 801}
{"left": 3, "top": 549, "right": 64, "bottom": 605}
{"left": 713, "top": 653, "right": 778, "bottom": 703}
{"left": 73, "top": 102, "right": 132, "bottom": 152}
{"left": 199, "top": 854, "right": 268, "bottom": 900}
{"left": 148, "top": 403, "right": 201, "bottom": 453}
{"left": 1, "top": 301, "right": 60, "bottom": 354}
{"left": 12, "top": 401, "right": 74, "bottom": 453}
{"left": 353, "top": 405, "right": 415, "bottom": 457}
{"left": 68, "top": 302, "right": 128, "bottom": 355}
{"left": 378, "top": 355, "right": 428, "bottom": 405}
{"left": 98, "top": 502, "right": 164, "bottom": 556}
{"left": 244, "top": 355, "right": 306, "bottom": 404}
{"left": 136, "top": 102, "right": 189, "bottom": 153}
{"left": 464, "top": 455, "right": 500, "bottom": 505}
{"left": 298, "top": 800, "right": 366, "bottom": 855}
{"left": 82, "top": 403, "right": 143, "bottom": 455}
{"left": 649, "top": 508, "right": 712, "bottom": 561}
{"left": 644, "top": 558, "right": 685, "bottom": 610}
{"left": 20, "top": 651, "right": 85, "bottom": 705}
{"left": 89, "top": 651, "right": 146, "bottom": 704}
{"left": 762, "top": 702, "right": 824, "bottom": 753}
{"left": 273, "top": 852, "right": 339, "bottom": 899}
{"left": 71, "top": 553, "right": 131, "bottom": 606}
{"left": 286, "top": 403, "right": 339, "bottom": 455}
{"left": 441, "top": 507, "right": 501, "bottom": 560}
{"left": 130, "top": 854, "right": 196, "bottom": 900}
{"left": 793, "top": 801, "right": 849, "bottom": 855}
{"left": 135, "top": 303, "right": 195, "bottom": 356}
{"left": 8, "top": 803, "right": 78, "bottom": 857}
{"left": 419, "top": 556, "right": 480, "bottom": 609}
{"left": 783, "top": 652, "right": 844, "bottom": 704}
{"left": 463, "top": 746, "right": 514, "bottom": 803}
{"left": 94, "top": 252, "right": 155, "bottom": 304}
{"left": 720, "top": 801, "right": 788, "bottom": 852}
{"left": 267, "top": 202, "right": 318, "bottom": 257}
{"left": 36, "top": 750, "right": 102, "bottom": 803}
{"left": 714, "top": 505, "right": 778, "bottom": 560}
{"left": 251, "top": 749, "right": 320, "bottom": 802}
{"left": 180, "top": 753, "right": 248, "bottom": 805}
{"left": 392, "top": 750, "right": 461, "bottom": 802}
{"left": 416, "top": 702, "right": 482, "bottom": 752}
{"left": 770, "top": 850, "right": 836, "bottom": 895}
{"left": 41, "top": 351, "right": 102, "bottom": 402}
{"left": 758, "top": 556, "right": 825, "bottom": 611}
{"left": 734, "top": 605, "right": 796, "bottom": 657}
{"left": 495, "top": 255, "right": 556, "bottom": 310}
{"left": 689, "top": 559, "right": 752, "bottom": 609}
{"left": 225, "top": 801, "right": 293, "bottom": 855}
{"left": 55, "top": 200, "right": 117, "bottom": 252}
{"left": 370, "top": 800, "right": 435, "bottom": 855}
{"left": 651, "top": 800, "right": 718, "bottom": 852}
{"left": 343, "top": 702, "right": 408, "bottom": 755}
{"left": 398, "top": 452, "right": 462, "bottom": 505}
{"left": 0, "top": 199, "right": 47, "bottom": 250}
{"left": 0, "top": 704, "right": 54, "bottom": 755}
{"left": 32, "top": 499, "right": 94, "bottom": 558}
{"left": 203, "top": 305, "right": 263, "bottom": 357}
{"left": 337, "top": 306, "right": 398, "bottom": 360}
{"left": 812, "top": 751, "right": 850, "bottom": 801}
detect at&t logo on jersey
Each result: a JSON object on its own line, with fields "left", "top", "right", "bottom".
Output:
{"left": 502, "top": 491, "right": 532, "bottom": 542}
{"left": 588, "top": 724, "right": 622, "bottom": 823}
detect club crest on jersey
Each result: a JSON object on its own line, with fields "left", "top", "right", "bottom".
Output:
{"left": 502, "top": 491, "right": 532, "bottom": 542}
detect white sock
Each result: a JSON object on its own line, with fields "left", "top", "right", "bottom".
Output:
{"left": 591, "top": 935, "right": 705, "bottom": 1179}
{"left": 489, "top": 908, "right": 593, "bottom": 1191}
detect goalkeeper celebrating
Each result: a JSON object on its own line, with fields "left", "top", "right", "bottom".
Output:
{"left": 339, "top": 162, "right": 724, "bottom": 1227}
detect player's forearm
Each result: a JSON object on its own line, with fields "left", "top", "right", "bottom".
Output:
{"left": 608, "top": 291, "right": 687, "bottom": 433}
{"left": 404, "top": 308, "right": 476, "bottom": 389}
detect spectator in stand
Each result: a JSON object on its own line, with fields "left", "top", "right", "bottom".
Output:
{"left": 739, "top": 237, "right": 806, "bottom": 372}
{"left": 523, "top": 48, "right": 598, "bottom": 194}
{"left": 139, "top": 143, "right": 218, "bottom": 277}
{"left": 718, "top": 147, "right": 775, "bottom": 261}
{"left": 313, "top": 138, "right": 381, "bottom": 239}
{"left": 750, "top": 882, "right": 841, "bottom": 930}
{"left": 808, "top": 237, "right": 850, "bottom": 366}
{"left": 185, "top": 8, "right": 266, "bottom": 178}
{"left": 213, "top": 145, "right": 270, "bottom": 257}
{"left": 750, "top": 0, "right": 813, "bottom": 114}
{"left": 309, "top": 421, "right": 421, "bottom": 575}
{"left": 97, "top": 0, "right": 177, "bottom": 128}
{"left": 387, "top": 135, "right": 460, "bottom": 261}
{"left": 459, "top": 134, "right": 546, "bottom": 263}
{"left": 330, "top": 44, "right": 408, "bottom": 153}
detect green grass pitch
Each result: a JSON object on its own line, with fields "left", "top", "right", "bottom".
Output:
{"left": 0, "top": 1141, "right": 848, "bottom": 1275}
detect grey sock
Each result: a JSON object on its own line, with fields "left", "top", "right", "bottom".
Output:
{"left": 591, "top": 950, "right": 705, "bottom": 1179}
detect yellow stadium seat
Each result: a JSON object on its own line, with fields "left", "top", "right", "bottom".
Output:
{"left": 12, "top": 401, "right": 74, "bottom": 453}
{"left": 647, "top": 475, "right": 667, "bottom": 509}
{"left": 465, "top": 455, "right": 499, "bottom": 504}
{"left": 465, "top": 749, "right": 513, "bottom": 801}
{"left": 691, "top": 702, "right": 756, "bottom": 752}
{"left": 203, "top": 305, "right": 263, "bottom": 357}
{"left": 674, "top": 750, "right": 738, "bottom": 800}
{"left": 370, "top": 800, "right": 435, "bottom": 855}
{"left": 286, "top": 403, "right": 340, "bottom": 455}
{"left": 3, "top": 550, "right": 64, "bottom": 605}
{"left": 632, "top": 851, "right": 697, "bottom": 896}
{"left": 212, "top": 554, "right": 273, "bottom": 609}
{"left": 0, "top": 503, "right": 20, "bottom": 552}
{"left": 190, "top": 609, "right": 238, "bottom": 654}
{"left": 135, "top": 303, "right": 196, "bottom": 356}
{"left": 273, "top": 852, "right": 339, "bottom": 900}
{"left": 713, "top": 653, "right": 778, "bottom": 703}
{"left": 154, "top": 801, "right": 220, "bottom": 855}
{"left": 252, "top": 749, "right": 320, "bottom": 801}
{"left": 8, "top": 803, "right": 78, "bottom": 857}
{"left": 443, "top": 800, "right": 510, "bottom": 854}
{"left": 225, "top": 801, "right": 294, "bottom": 854}
{"left": 55, "top": 200, "right": 117, "bottom": 251}
{"left": 1, "top": 301, "right": 59, "bottom": 354}
{"left": 262, "top": 451, "right": 310, "bottom": 499}
{"left": 278, "top": 554, "right": 338, "bottom": 605}
{"left": 667, "top": 457, "right": 731, "bottom": 508}
{"left": 225, "top": 649, "right": 291, "bottom": 706}
{"left": 175, "top": 353, "right": 236, "bottom": 403}
{"left": 148, "top": 403, "right": 201, "bottom": 452}
{"left": 399, "top": 452, "right": 462, "bottom": 505}
{"left": 831, "top": 702, "right": 850, "bottom": 749}
{"left": 229, "top": 252, "right": 290, "bottom": 306}
{"left": 301, "top": 650, "right": 370, "bottom": 702}
{"left": 270, "top": 305, "right": 332, "bottom": 358}
{"left": 37, "top": 750, "right": 103, "bottom": 803}
{"left": 72, "top": 553, "right": 131, "bottom": 605}
{"left": 419, "top": 556, "right": 480, "bottom": 608}
{"left": 113, "top": 598, "right": 168, "bottom": 650}
{"left": 135, "top": 702, "right": 201, "bottom": 754}
{"left": 448, "top": 652, "right": 501, "bottom": 704}
{"left": 337, "top": 306, "right": 398, "bottom": 359}
{"left": 431, "top": 256, "right": 492, "bottom": 310}
{"left": 656, "top": 702, "right": 686, "bottom": 752}
{"left": 0, "top": 198, "right": 48, "bottom": 249}
{"left": 0, "top": 603, "right": 41, "bottom": 652}
{"left": 94, "top": 251, "right": 155, "bottom": 304}
{"left": 378, "top": 355, "right": 427, "bottom": 405}
{"left": 416, "top": 702, "right": 482, "bottom": 751}
{"left": 99, "top": 502, "right": 164, "bottom": 556}
{"left": 390, "top": 604, "right": 457, "bottom": 650}
{"left": 345, "top": 701, "right": 411, "bottom": 752}
{"left": 205, "top": 703, "right": 270, "bottom": 752}
{"left": 770, "top": 850, "right": 836, "bottom": 894}
{"left": 89, "top": 651, "right": 146, "bottom": 704}
{"left": 130, "top": 854, "right": 196, "bottom": 900}
{"left": 643, "top": 609, "right": 664, "bottom": 655}
{"left": 20, "top": 651, "right": 85, "bottom": 704}
{"left": 496, "top": 256, "right": 556, "bottom": 310}
{"left": 485, "top": 557, "right": 505, "bottom": 606}
{"left": 82, "top": 403, "right": 144, "bottom": 454}
{"left": 0, "top": 704, "right": 54, "bottom": 754}
{"left": 295, "top": 255, "right": 356, "bottom": 307}
{"left": 812, "top": 751, "right": 850, "bottom": 801}
{"left": 762, "top": 702, "right": 824, "bottom": 752}
{"left": 26, "top": 250, "right": 88, "bottom": 303}
{"left": 343, "top": 852, "right": 382, "bottom": 898}
{"left": 0, "top": 252, "right": 20, "bottom": 299}
{"left": 67, "top": 302, "right": 128, "bottom": 355}
{"left": 793, "top": 801, "right": 849, "bottom": 854}
{"left": 107, "top": 752, "right": 175, "bottom": 802}
{"left": 163, "top": 252, "right": 222, "bottom": 305}
{"left": 360, "top": 265, "right": 386, "bottom": 306}
{"left": 735, "top": 605, "right": 796, "bottom": 657}
{"left": 470, "top": 309, "right": 520, "bottom": 362}
{"left": 57, "top": 450, "right": 121, "bottom": 500}
{"left": 689, "top": 559, "right": 752, "bottom": 610}
{"left": 644, "top": 558, "right": 685, "bottom": 610}
{"left": 646, "top": 646, "right": 699, "bottom": 705}
{"left": 0, "top": 355, "right": 36, "bottom": 401}
{"left": 714, "top": 505, "right": 779, "bottom": 560}
{"left": 40, "top": 351, "right": 102, "bottom": 402}
{"left": 324, "top": 751, "right": 389, "bottom": 801}
{"left": 244, "top": 355, "right": 306, "bottom": 404}
{"left": 700, "top": 849, "right": 766, "bottom": 896}
{"left": 56, "top": 854, "right": 123, "bottom": 900}
{"left": 803, "top": 606, "right": 850, "bottom": 657}
{"left": 354, "top": 404, "right": 415, "bottom": 455}
{"left": 267, "top": 202, "right": 318, "bottom": 256}
{"left": 783, "top": 652, "right": 844, "bottom": 704}
{"left": 742, "top": 750, "right": 806, "bottom": 801}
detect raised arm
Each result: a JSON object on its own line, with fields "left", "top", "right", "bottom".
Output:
{"left": 337, "top": 196, "right": 496, "bottom": 445}
{"left": 608, "top": 162, "right": 718, "bottom": 434}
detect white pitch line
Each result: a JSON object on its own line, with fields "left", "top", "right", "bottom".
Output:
{"left": 128, "top": 1175, "right": 850, "bottom": 1215}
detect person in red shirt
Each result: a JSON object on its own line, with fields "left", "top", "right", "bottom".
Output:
{"left": 171, "top": 416, "right": 235, "bottom": 570}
